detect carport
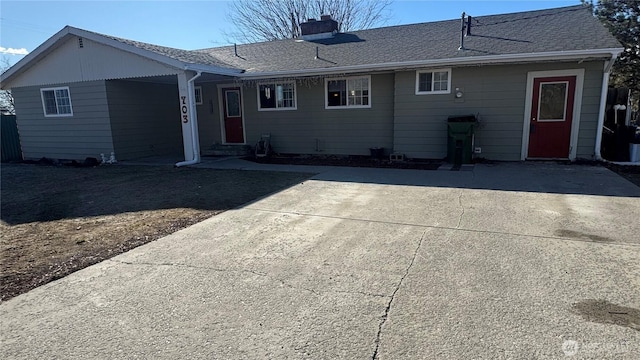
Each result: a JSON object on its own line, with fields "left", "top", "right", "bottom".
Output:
{"left": 0, "top": 26, "right": 242, "bottom": 163}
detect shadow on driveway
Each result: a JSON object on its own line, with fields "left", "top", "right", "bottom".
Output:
{"left": 312, "top": 162, "right": 640, "bottom": 198}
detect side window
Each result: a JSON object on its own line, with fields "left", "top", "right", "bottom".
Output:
{"left": 194, "top": 86, "right": 203, "bottom": 105}
{"left": 258, "top": 82, "right": 296, "bottom": 110}
{"left": 416, "top": 69, "right": 451, "bottom": 94}
{"left": 41, "top": 87, "right": 73, "bottom": 116}
{"left": 325, "top": 76, "right": 371, "bottom": 109}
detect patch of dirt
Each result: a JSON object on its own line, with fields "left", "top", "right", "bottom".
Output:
{"left": 604, "top": 163, "right": 640, "bottom": 188}
{"left": 0, "top": 164, "right": 311, "bottom": 301}
{"left": 243, "top": 154, "right": 443, "bottom": 170}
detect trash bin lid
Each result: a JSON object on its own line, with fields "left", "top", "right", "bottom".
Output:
{"left": 448, "top": 115, "right": 477, "bottom": 122}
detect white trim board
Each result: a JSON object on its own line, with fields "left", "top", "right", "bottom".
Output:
{"left": 520, "top": 69, "right": 585, "bottom": 161}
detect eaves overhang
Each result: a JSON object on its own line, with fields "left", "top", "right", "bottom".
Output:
{"left": 236, "top": 48, "right": 625, "bottom": 80}
{"left": 0, "top": 26, "right": 243, "bottom": 90}
{"left": 183, "top": 63, "right": 244, "bottom": 77}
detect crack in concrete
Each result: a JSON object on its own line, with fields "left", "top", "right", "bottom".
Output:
{"left": 107, "top": 259, "right": 389, "bottom": 299}
{"left": 456, "top": 190, "right": 465, "bottom": 229}
{"left": 245, "top": 208, "right": 640, "bottom": 247}
{"left": 371, "top": 229, "right": 427, "bottom": 360}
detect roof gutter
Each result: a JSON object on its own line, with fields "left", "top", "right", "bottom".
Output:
{"left": 594, "top": 52, "right": 621, "bottom": 160}
{"left": 184, "top": 64, "right": 243, "bottom": 77}
{"left": 175, "top": 70, "right": 203, "bottom": 167}
{"left": 238, "top": 48, "right": 625, "bottom": 80}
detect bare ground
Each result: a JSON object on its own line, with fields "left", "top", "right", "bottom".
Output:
{"left": 0, "top": 164, "right": 311, "bottom": 302}
{"left": 604, "top": 162, "right": 640, "bottom": 187}
{"left": 2, "top": 160, "right": 637, "bottom": 303}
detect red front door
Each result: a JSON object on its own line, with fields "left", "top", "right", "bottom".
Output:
{"left": 222, "top": 87, "right": 244, "bottom": 143}
{"left": 528, "top": 76, "right": 576, "bottom": 158}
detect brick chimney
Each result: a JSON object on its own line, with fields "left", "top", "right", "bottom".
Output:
{"left": 300, "top": 15, "right": 338, "bottom": 40}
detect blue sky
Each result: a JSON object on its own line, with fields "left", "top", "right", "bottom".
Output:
{"left": 1, "top": 0, "right": 582, "bottom": 67}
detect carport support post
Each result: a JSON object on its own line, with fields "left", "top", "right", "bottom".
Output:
{"left": 177, "top": 72, "right": 194, "bottom": 161}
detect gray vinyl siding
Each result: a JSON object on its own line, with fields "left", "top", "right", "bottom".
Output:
{"left": 12, "top": 80, "right": 114, "bottom": 160}
{"left": 105, "top": 80, "right": 182, "bottom": 160}
{"left": 393, "top": 61, "right": 605, "bottom": 161}
{"left": 241, "top": 74, "right": 395, "bottom": 155}
{"left": 576, "top": 66, "right": 604, "bottom": 158}
{"left": 195, "top": 83, "right": 222, "bottom": 149}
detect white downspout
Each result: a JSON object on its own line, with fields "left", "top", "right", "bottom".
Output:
{"left": 175, "top": 71, "right": 203, "bottom": 167}
{"left": 594, "top": 54, "right": 618, "bottom": 160}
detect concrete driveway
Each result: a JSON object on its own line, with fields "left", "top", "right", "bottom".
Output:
{"left": 2, "top": 163, "right": 639, "bottom": 359}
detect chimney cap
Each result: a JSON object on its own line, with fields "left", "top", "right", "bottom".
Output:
{"left": 300, "top": 15, "right": 339, "bottom": 38}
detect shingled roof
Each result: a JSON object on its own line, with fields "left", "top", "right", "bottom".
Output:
{"left": 193, "top": 5, "right": 620, "bottom": 75}
{"left": 1, "top": 5, "right": 624, "bottom": 87}
{"left": 96, "top": 32, "right": 237, "bottom": 70}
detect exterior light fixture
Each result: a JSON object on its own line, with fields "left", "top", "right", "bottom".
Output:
{"left": 613, "top": 104, "right": 626, "bottom": 125}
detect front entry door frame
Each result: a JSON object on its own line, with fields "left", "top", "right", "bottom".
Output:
{"left": 217, "top": 83, "right": 247, "bottom": 144}
{"left": 521, "top": 69, "right": 585, "bottom": 161}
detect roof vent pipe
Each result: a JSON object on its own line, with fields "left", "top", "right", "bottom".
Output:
{"left": 466, "top": 15, "right": 472, "bottom": 36}
{"left": 234, "top": 43, "right": 238, "bottom": 57}
{"left": 459, "top": 12, "right": 466, "bottom": 50}
{"left": 315, "top": 46, "right": 319, "bottom": 59}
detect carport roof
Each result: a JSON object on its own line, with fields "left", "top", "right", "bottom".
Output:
{"left": 0, "top": 26, "right": 243, "bottom": 89}
{"left": 95, "top": 31, "right": 236, "bottom": 70}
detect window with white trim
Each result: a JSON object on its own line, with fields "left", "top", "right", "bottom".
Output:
{"left": 415, "top": 69, "right": 451, "bottom": 94}
{"left": 194, "top": 86, "right": 203, "bottom": 105}
{"left": 40, "top": 87, "right": 73, "bottom": 116}
{"left": 258, "top": 82, "right": 296, "bottom": 110}
{"left": 326, "top": 76, "right": 371, "bottom": 108}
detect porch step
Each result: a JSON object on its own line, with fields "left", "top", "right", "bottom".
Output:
{"left": 203, "top": 144, "right": 253, "bottom": 157}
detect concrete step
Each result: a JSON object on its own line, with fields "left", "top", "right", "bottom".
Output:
{"left": 203, "top": 144, "right": 252, "bottom": 156}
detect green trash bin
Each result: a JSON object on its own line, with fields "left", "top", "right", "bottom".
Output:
{"left": 447, "top": 115, "right": 477, "bottom": 165}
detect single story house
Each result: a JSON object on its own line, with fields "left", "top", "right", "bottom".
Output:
{"left": 0, "top": 5, "right": 623, "bottom": 165}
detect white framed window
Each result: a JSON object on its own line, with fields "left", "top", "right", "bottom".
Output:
{"left": 194, "top": 86, "right": 203, "bottom": 105}
{"left": 257, "top": 81, "right": 297, "bottom": 111}
{"left": 325, "top": 75, "right": 371, "bottom": 109}
{"left": 40, "top": 87, "right": 73, "bottom": 117}
{"left": 415, "top": 69, "right": 451, "bottom": 95}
